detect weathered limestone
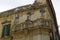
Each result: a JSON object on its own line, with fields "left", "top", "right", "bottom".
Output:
{"left": 0, "top": 0, "right": 59, "bottom": 40}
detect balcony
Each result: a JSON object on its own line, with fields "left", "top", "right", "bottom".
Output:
{"left": 12, "top": 18, "right": 52, "bottom": 33}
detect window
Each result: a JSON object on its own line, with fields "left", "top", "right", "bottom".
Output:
{"left": 40, "top": 19, "right": 45, "bottom": 26}
{"left": 14, "top": 14, "right": 19, "bottom": 24}
{"left": 55, "top": 32, "right": 59, "bottom": 40}
{"left": 2, "top": 24, "right": 11, "bottom": 37}
{"left": 40, "top": 8, "right": 45, "bottom": 18}
{"left": 27, "top": 12, "right": 31, "bottom": 20}
{"left": 51, "top": 32, "right": 54, "bottom": 40}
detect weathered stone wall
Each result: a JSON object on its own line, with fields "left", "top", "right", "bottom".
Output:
{"left": 0, "top": 0, "right": 58, "bottom": 40}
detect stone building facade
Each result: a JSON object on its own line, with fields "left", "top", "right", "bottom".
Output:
{"left": 0, "top": 0, "right": 59, "bottom": 40}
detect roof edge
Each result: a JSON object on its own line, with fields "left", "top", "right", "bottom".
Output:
{"left": 47, "top": 0, "right": 59, "bottom": 37}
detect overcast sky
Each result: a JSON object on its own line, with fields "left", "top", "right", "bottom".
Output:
{"left": 52, "top": 0, "right": 60, "bottom": 25}
{"left": 0, "top": 0, "right": 34, "bottom": 12}
{"left": 0, "top": 0, "right": 60, "bottom": 32}
{"left": 51, "top": 0, "right": 60, "bottom": 32}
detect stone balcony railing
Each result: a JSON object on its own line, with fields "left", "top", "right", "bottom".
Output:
{"left": 12, "top": 18, "right": 52, "bottom": 33}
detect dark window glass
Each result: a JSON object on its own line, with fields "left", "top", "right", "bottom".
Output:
{"left": 2, "top": 24, "right": 11, "bottom": 37}
{"left": 16, "top": 16, "right": 19, "bottom": 19}
{"left": 27, "top": 12, "right": 31, "bottom": 20}
{"left": 40, "top": 8, "right": 45, "bottom": 13}
{"left": 52, "top": 32, "right": 54, "bottom": 40}
{"left": 55, "top": 32, "right": 59, "bottom": 40}
{"left": 40, "top": 8, "right": 45, "bottom": 18}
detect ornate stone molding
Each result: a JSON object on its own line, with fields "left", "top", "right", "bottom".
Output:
{"left": 0, "top": 4, "right": 46, "bottom": 18}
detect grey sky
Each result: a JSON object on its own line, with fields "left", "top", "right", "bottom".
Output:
{"left": 0, "top": 0, "right": 34, "bottom": 12}
{"left": 0, "top": 0, "right": 60, "bottom": 32}
{"left": 52, "top": 0, "right": 60, "bottom": 25}
{"left": 51, "top": 0, "right": 60, "bottom": 32}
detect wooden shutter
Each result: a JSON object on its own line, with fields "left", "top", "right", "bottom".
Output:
{"left": 2, "top": 24, "right": 11, "bottom": 37}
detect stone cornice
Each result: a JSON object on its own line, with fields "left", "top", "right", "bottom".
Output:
{"left": 0, "top": 4, "right": 46, "bottom": 18}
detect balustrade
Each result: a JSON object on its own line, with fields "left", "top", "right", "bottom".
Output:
{"left": 14, "top": 18, "right": 52, "bottom": 32}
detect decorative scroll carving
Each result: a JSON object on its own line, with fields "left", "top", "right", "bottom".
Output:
{"left": 13, "top": 18, "right": 52, "bottom": 32}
